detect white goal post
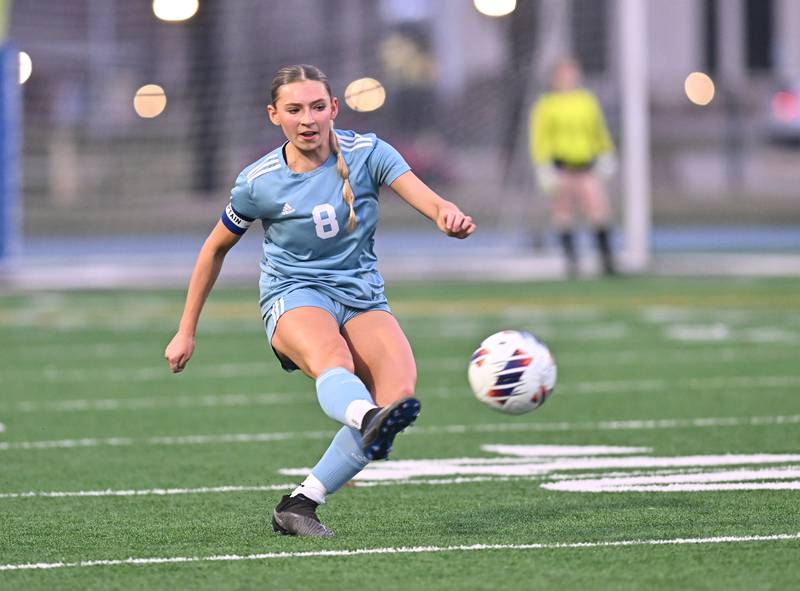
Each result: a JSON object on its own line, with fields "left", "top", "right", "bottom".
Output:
{"left": 619, "top": 0, "right": 652, "bottom": 272}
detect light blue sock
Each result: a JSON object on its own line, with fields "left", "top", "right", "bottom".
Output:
{"left": 316, "top": 367, "right": 375, "bottom": 427}
{"left": 310, "top": 426, "right": 370, "bottom": 494}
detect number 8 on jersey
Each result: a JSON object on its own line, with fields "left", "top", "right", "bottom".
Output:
{"left": 312, "top": 204, "right": 340, "bottom": 239}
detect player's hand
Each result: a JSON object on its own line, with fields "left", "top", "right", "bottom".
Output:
{"left": 165, "top": 332, "right": 195, "bottom": 373}
{"left": 536, "top": 165, "right": 559, "bottom": 195}
{"left": 437, "top": 203, "right": 476, "bottom": 239}
{"left": 594, "top": 153, "right": 617, "bottom": 181}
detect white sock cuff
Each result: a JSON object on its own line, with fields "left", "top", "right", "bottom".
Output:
{"left": 291, "top": 473, "right": 328, "bottom": 505}
{"left": 345, "top": 399, "right": 377, "bottom": 430}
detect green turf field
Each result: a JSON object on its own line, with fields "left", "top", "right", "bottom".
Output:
{"left": 1, "top": 277, "right": 799, "bottom": 590}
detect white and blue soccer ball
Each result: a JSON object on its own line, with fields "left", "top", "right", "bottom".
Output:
{"left": 468, "top": 330, "right": 557, "bottom": 415}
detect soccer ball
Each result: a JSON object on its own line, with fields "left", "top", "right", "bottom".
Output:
{"left": 468, "top": 330, "right": 557, "bottom": 415}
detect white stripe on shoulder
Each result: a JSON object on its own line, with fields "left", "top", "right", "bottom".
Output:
{"left": 337, "top": 133, "right": 373, "bottom": 147}
{"left": 247, "top": 162, "right": 280, "bottom": 181}
{"left": 247, "top": 155, "right": 280, "bottom": 175}
{"left": 246, "top": 156, "right": 281, "bottom": 182}
{"left": 339, "top": 138, "right": 374, "bottom": 148}
{"left": 250, "top": 154, "right": 279, "bottom": 168}
{"left": 341, "top": 140, "right": 374, "bottom": 153}
{"left": 335, "top": 130, "right": 363, "bottom": 139}
{"left": 247, "top": 162, "right": 282, "bottom": 182}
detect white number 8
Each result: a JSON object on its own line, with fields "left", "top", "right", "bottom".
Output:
{"left": 311, "top": 204, "right": 340, "bottom": 239}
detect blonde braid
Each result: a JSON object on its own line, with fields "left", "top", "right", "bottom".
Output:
{"left": 329, "top": 126, "right": 357, "bottom": 231}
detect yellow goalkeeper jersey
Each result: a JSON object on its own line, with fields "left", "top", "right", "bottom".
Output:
{"left": 529, "top": 89, "right": 614, "bottom": 167}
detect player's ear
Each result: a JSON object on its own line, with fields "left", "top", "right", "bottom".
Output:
{"left": 267, "top": 104, "right": 281, "bottom": 126}
{"left": 330, "top": 96, "right": 339, "bottom": 119}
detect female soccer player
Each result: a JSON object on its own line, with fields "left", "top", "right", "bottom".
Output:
{"left": 164, "top": 64, "right": 475, "bottom": 538}
{"left": 529, "top": 56, "right": 616, "bottom": 277}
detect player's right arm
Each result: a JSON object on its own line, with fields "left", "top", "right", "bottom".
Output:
{"left": 164, "top": 221, "right": 242, "bottom": 373}
{"left": 167, "top": 168, "right": 258, "bottom": 373}
{"left": 529, "top": 97, "right": 551, "bottom": 166}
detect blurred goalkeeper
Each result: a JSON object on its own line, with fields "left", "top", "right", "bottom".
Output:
{"left": 529, "top": 56, "right": 617, "bottom": 277}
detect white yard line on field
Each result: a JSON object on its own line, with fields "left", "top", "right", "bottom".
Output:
{"left": 0, "top": 484, "right": 296, "bottom": 499}
{"left": 6, "top": 466, "right": 800, "bottom": 502}
{"left": 0, "top": 476, "right": 545, "bottom": 500}
{"left": 1, "top": 533, "right": 798, "bottom": 572}
{"left": 546, "top": 482, "right": 800, "bottom": 492}
{"left": 3, "top": 338, "right": 757, "bottom": 360}
{"left": 541, "top": 467, "right": 800, "bottom": 492}
{"left": 546, "top": 346, "right": 796, "bottom": 367}
{"left": 7, "top": 392, "right": 304, "bottom": 413}
{"left": 7, "top": 342, "right": 794, "bottom": 383}
{"left": 8, "top": 342, "right": 160, "bottom": 359}
{"left": 4, "top": 373, "right": 799, "bottom": 414}
{"left": 33, "top": 362, "right": 272, "bottom": 383}
{"left": 1, "top": 414, "right": 798, "bottom": 452}
{"left": 565, "top": 375, "right": 800, "bottom": 395}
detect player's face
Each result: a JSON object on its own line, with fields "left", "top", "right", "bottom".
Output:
{"left": 553, "top": 62, "right": 579, "bottom": 91}
{"left": 267, "top": 80, "right": 339, "bottom": 155}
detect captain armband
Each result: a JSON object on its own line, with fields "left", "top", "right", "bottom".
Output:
{"left": 221, "top": 203, "right": 255, "bottom": 235}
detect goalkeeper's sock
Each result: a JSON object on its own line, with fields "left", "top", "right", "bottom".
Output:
{"left": 559, "top": 230, "right": 578, "bottom": 277}
{"left": 594, "top": 227, "right": 616, "bottom": 275}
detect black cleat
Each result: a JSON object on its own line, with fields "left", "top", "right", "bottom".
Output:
{"left": 361, "top": 397, "right": 421, "bottom": 461}
{"left": 271, "top": 494, "right": 335, "bottom": 538}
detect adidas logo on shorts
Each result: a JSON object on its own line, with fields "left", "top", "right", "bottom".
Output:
{"left": 281, "top": 203, "right": 295, "bottom": 216}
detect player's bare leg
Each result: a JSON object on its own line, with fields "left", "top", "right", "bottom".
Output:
{"left": 578, "top": 173, "right": 615, "bottom": 275}
{"left": 270, "top": 307, "right": 358, "bottom": 537}
{"left": 271, "top": 307, "right": 355, "bottom": 378}
{"left": 342, "top": 310, "right": 420, "bottom": 460}
{"left": 552, "top": 173, "right": 579, "bottom": 277}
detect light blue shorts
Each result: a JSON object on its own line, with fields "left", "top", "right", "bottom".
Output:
{"left": 262, "top": 287, "right": 391, "bottom": 372}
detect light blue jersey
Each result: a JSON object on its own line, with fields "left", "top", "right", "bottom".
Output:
{"left": 221, "top": 130, "right": 410, "bottom": 314}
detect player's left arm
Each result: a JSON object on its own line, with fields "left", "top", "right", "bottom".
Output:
{"left": 588, "top": 93, "right": 616, "bottom": 179}
{"left": 389, "top": 171, "right": 476, "bottom": 239}
{"left": 590, "top": 93, "right": 615, "bottom": 154}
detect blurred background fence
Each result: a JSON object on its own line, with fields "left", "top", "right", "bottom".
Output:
{"left": 3, "top": 0, "right": 800, "bottom": 286}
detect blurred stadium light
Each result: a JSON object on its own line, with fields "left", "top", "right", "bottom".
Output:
{"left": 2, "top": 0, "right": 800, "bottom": 287}
{"left": 133, "top": 84, "right": 168, "bottom": 119}
{"left": 344, "top": 77, "right": 386, "bottom": 112}
{"left": 17, "top": 50, "right": 30, "bottom": 84}
{"left": 473, "top": 0, "right": 517, "bottom": 18}
{"left": 685, "top": 72, "right": 716, "bottom": 106}
{"left": 152, "top": 0, "right": 199, "bottom": 23}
